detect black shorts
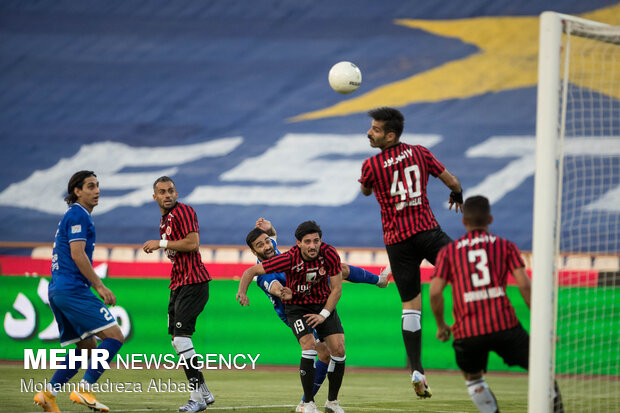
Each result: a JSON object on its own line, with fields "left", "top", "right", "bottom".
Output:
{"left": 385, "top": 227, "right": 452, "bottom": 302}
{"left": 453, "top": 325, "right": 529, "bottom": 374}
{"left": 168, "top": 281, "right": 209, "bottom": 336}
{"left": 285, "top": 303, "right": 344, "bottom": 342}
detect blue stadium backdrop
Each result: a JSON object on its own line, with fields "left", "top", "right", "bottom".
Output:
{"left": 1, "top": 0, "right": 619, "bottom": 252}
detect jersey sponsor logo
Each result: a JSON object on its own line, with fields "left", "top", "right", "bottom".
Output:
{"left": 383, "top": 147, "right": 414, "bottom": 168}
{"left": 71, "top": 225, "right": 82, "bottom": 234}
{"left": 456, "top": 234, "right": 497, "bottom": 249}
{"left": 306, "top": 272, "right": 317, "bottom": 283}
{"left": 296, "top": 284, "right": 311, "bottom": 294}
{"left": 463, "top": 286, "right": 505, "bottom": 303}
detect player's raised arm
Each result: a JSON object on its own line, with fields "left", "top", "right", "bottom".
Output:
{"left": 438, "top": 169, "right": 463, "bottom": 213}
{"left": 236, "top": 262, "right": 266, "bottom": 306}
{"left": 256, "top": 217, "right": 277, "bottom": 238}
{"left": 143, "top": 231, "right": 199, "bottom": 253}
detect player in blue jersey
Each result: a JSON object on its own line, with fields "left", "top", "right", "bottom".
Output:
{"left": 246, "top": 218, "right": 390, "bottom": 412}
{"left": 34, "top": 171, "right": 124, "bottom": 413}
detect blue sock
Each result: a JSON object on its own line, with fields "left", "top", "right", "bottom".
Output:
{"left": 83, "top": 338, "right": 123, "bottom": 384}
{"left": 346, "top": 265, "right": 379, "bottom": 284}
{"left": 50, "top": 354, "right": 80, "bottom": 386}
{"left": 301, "top": 359, "right": 329, "bottom": 402}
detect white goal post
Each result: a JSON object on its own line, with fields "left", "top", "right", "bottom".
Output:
{"left": 530, "top": 11, "right": 620, "bottom": 413}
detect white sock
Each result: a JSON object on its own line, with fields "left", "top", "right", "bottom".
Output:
{"left": 466, "top": 378, "right": 498, "bottom": 413}
{"left": 402, "top": 310, "right": 421, "bottom": 332}
{"left": 172, "top": 337, "right": 203, "bottom": 402}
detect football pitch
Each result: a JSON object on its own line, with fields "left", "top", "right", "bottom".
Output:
{"left": 3, "top": 364, "right": 528, "bottom": 413}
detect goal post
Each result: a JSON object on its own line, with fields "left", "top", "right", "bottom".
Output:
{"left": 530, "top": 11, "right": 620, "bottom": 413}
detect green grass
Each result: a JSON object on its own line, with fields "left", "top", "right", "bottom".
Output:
{"left": 3, "top": 364, "right": 527, "bottom": 413}
{"left": 5, "top": 365, "right": 618, "bottom": 412}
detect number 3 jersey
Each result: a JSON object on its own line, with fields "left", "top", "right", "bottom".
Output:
{"left": 359, "top": 142, "right": 445, "bottom": 245}
{"left": 432, "top": 230, "right": 525, "bottom": 339}
{"left": 261, "top": 243, "right": 342, "bottom": 305}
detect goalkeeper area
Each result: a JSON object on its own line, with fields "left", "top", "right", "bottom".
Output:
{"left": 0, "top": 364, "right": 577, "bottom": 413}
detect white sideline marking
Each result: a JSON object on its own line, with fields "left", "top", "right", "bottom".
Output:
{"left": 27, "top": 405, "right": 470, "bottom": 413}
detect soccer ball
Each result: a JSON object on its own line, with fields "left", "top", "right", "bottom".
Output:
{"left": 328, "top": 61, "right": 362, "bottom": 94}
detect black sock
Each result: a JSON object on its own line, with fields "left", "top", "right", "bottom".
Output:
{"left": 327, "top": 357, "right": 346, "bottom": 401}
{"left": 300, "top": 356, "right": 316, "bottom": 402}
{"left": 182, "top": 355, "right": 205, "bottom": 392}
{"left": 553, "top": 380, "right": 564, "bottom": 413}
{"left": 402, "top": 329, "right": 423, "bottom": 373}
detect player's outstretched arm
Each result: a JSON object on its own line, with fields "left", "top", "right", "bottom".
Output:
{"left": 438, "top": 169, "right": 463, "bottom": 213}
{"left": 236, "top": 263, "right": 266, "bottom": 306}
{"left": 512, "top": 267, "right": 531, "bottom": 309}
{"left": 429, "top": 277, "right": 451, "bottom": 342}
{"left": 70, "top": 241, "right": 116, "bottom": 306}
{"left": 256, "top": 217, "right": 277, "bottom": 238}
{"left": 269, "top": 280, "right": 292, "bottom": 300}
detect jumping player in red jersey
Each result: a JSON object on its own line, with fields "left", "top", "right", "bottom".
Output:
{"left": 359, "top": 107, "right": 463, "bottom": 397}
{"left": 237, "top": 221, "right": 347, "bottom": 413}
{"left": 430, "top": 195, "right": 563, "bottom": 413}
{"left": 142, "top": 176, "right": 214, "bottom": 413}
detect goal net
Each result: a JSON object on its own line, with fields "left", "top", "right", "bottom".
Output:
{"left": 530, "top": 12, "right": 620, "bottom": 413}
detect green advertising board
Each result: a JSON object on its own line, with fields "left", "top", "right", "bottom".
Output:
{"left": 3, "top": 275, "right": 616, "bottom": 374}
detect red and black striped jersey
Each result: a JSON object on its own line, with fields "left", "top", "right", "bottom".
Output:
{"left": 261, "top": 243, "right": 342, "bottom": 305}
{"left": 359, "top": 143, "right": 445, "bottom": 245}
{"left": 432, "top": 230, "right": 525, "bottom": 339}
{"left": 160, "top": 202, "right": 211, "bottom": 289}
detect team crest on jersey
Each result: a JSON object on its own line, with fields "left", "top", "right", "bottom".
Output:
{"left": 319, "top": 267, "right": 326, "bottom": 276}
{"left": 166, "top": 226, "right": 171, "bottom": 236}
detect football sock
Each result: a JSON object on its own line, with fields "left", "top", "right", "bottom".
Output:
{"left": 327, "top": 355, "right": 346, "bottom": 401}
{"left": 402, "top": 310, "right": 424, "bottom": 373}
{"left": 172, "top": 336, "right": 205, "bottom": 402}
{"left": 346, "top": 265, "right": 379, "bottom": 284}
{"left": 466, "top": 378, "right": 499, "bottom": 413}
{"left": 300, "top": 350, "right": 317, "bottom": 403}
{"left": 49, "top": 354, "right": 80, "bottom": 395}
{"left": 82, "top": 338, "right": 123, "bottom": 384}
{"left": 302, "top": 358, "right": 328, "bottom": 402}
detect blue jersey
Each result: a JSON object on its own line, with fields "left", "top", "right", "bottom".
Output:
{"left": 49, "top": 203, "right": 96, "bottom": 295}
{"left": 255, "top": 238, "right": 289, "bottom": 326}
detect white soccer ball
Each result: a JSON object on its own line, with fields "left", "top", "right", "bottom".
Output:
{"left": 328, "top": 61, "right": 362, "bottom": 94}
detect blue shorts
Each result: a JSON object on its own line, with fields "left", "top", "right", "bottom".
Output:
{"left": 49, "top": 287, "right": 117, "bottom": 347}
